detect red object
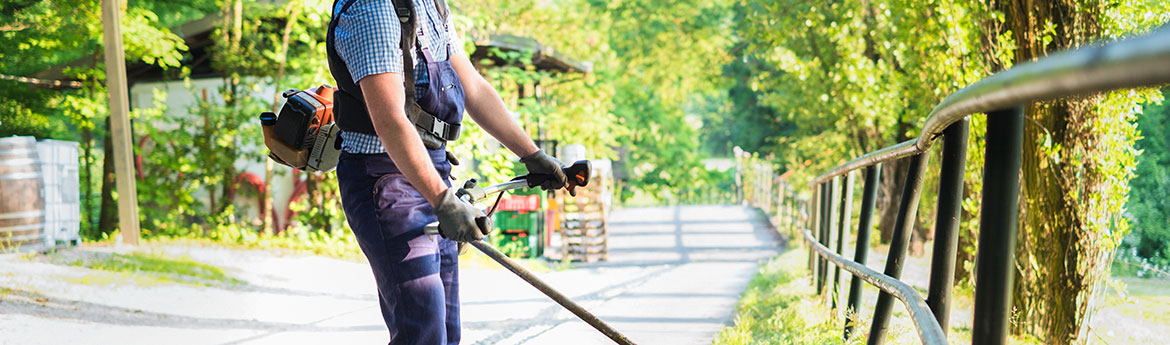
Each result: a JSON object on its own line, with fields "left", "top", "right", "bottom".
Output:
{"left": 497, "top": 194, "right": 540, "bottom": 212}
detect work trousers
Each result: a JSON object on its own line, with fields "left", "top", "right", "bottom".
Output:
{"left": 336, "top": 150, "right": 460, "bottom": 345}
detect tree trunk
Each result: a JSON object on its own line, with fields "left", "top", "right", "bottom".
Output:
{"left": 910, "top": 213, "right": 931, "bottom": 256}
{"left": 81, "top": 126, "right": 94, "bottom": 238}
{"left": 98, "top": 117, "right": 117, "bottom": 236}
{"left": 989, "top": 1, "right": 1121, "bottom": 344}
{"left": 876, "top": 146, "right": 912, "bottom": 244}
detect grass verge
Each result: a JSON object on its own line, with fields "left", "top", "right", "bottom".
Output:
{"left": 39, "top": 250, "right": 244, "bottom": 288}
{"left": 88, "top": 226, "right": 365, "bottom": 261}
{"left": 715, "top": 248, "right": 915, "bottom": 345}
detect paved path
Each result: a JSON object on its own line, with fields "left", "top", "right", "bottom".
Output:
{"left": 0, "top": 205, "right": 781, "bottom": 345}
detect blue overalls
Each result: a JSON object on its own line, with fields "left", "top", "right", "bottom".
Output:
{"left": 327, "top": 0, "right": 467, "bottom": 343}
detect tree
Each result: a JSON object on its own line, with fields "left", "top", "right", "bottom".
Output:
{"left": 980, "top": 1, "right": 1168, "bottom": 343}
{"left": 455, "top": 0, "right": 735, "bottom": 201}
{"left": 730, "top": 0, "right": 990, "bottom": 252}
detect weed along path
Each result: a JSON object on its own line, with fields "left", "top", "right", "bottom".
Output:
{"left": 0, "top": 205, "right": 780, "bottom": 345}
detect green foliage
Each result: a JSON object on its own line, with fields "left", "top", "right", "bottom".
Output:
{"left": 133, "top": 90, "right": 206, "bottom": 237}
{"left": 200, "top": 206, "right": 360, "bottom": 259}
{"left": 677, "top": 166, "right": 738, "bottom": 205}
{"left": 453, "top": 0, "right": 622, "bottom": 183}
{"left": 1125, "top": 89, "right": 1170, "bottom": 268}
{"left": 593, "top": 0, "right": 733, "bottom": 201}
{"left": 726, "top": 0, "right": 989, "bottom": 186}
{"left": 0, "top": 0, "right": 193, "bottom": 140}
{"left": 0, "top": 95, "right": 68, "bottom": 138}
{"left": 450, "top": 0, "right": 735, "bottom": 202}
{"left": 287, "top": 172, "right": 348, "bottom": 236}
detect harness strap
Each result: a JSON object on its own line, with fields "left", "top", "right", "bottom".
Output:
{"left": 392, "top": 0, "right": 459, "bottom": 142}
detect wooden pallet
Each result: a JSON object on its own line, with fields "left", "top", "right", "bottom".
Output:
{"left": 558, "top": 186, "right": 608, "bottom": 262}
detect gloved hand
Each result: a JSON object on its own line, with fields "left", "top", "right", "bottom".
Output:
{"left": 433, "top": 188, "right": 492, "bottom": 242}
{"left": 520, "top": 150, "right": 567, "bottom": 190}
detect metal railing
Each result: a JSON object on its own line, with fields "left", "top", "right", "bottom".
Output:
{"left": 748, "top": 25, "right": 1170, "bottom": 345}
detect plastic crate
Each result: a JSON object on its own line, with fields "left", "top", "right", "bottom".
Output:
{"left": 495, "top": 210, "right": 540, "bottom": 231}
{"left": 496, "top": 194, "right": 540, "bottom": 212}
{"left": 510, "top": 186, "right": 544, "bottom": 196}
{"left": 493, "top": 229, "right": 534, "bottom": 258}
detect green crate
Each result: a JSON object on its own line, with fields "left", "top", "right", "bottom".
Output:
{"left": 493, "top": 230, "right": 535, "bottom": 258}
{"left": 510, "top": 186, "right": 544, "bottom": 197}
{"left": 495, "top": 210, "right": 540, "bottom": 231}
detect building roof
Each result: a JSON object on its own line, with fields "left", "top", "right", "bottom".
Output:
{"left": 469, "top": 34, "right": 592, "bottom": 74}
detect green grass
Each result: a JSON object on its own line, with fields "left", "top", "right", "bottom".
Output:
{"left": 716, "top": 248, "right": 913, "bottom": 345}
{"left": 86, "top": 226, "right": 366, "bottom": 262}
{"left": 65, "top": 251, "right": 243, "bottom": 287}
{"left": 1087, "top": 275, "right": 1170, "bottom": 344}
{"left": 717, "top": 247, "right": 1170, "bottom": 345}
{"left": 1114, "top": 277, "right": 1170, "bottom": 324}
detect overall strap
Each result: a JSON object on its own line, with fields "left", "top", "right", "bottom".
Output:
{"left": 391, "top": 0, "right": 418, "bottom": 105}
{"left": 392, "top": 0, "right": 460, "bottom": 142}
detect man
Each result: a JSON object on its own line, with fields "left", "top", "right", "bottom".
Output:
{"left": 326, "top": 0, "right": 567, "bottom": 343}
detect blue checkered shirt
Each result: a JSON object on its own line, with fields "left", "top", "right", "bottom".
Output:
{"left": 332, "top": 0, "right": 463, "bottom": 154}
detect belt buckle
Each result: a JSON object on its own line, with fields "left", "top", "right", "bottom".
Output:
{"left": 432, "top": 119, "right": 446, "bottom": 138}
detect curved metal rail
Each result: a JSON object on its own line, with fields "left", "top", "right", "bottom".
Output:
{"left": 788, "top": 24, "right": 1170, "bottom": 345}
{"left": 812, "top": 25, "right": 1170, "bottom": 186}
{"left": 803, "top": 230, "right": 946, "bottom": 345}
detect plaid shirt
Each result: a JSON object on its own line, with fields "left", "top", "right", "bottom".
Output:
{"left": 332, "top": 0, "right": 463, "bottom": 154}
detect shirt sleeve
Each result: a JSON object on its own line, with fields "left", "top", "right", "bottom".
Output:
{"left": 334, "top": 0, "right": 403, "bottom": 83}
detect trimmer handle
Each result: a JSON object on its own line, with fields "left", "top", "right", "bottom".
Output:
{"left": 516, "top": 160, "right": 592, "bottom": 196}
{"left": 563, "top": 160, "right": 591, "bottom": 197}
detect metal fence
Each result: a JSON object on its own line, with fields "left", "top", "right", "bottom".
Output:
{"left": 743, "top": 26, "right": 1170, "bottom": 345}
{"left": 735, "top": 152, "right": 805, "bottom": 239}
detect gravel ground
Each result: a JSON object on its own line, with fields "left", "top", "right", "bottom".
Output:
{"left": 0, "top": 205, "right": 781, "bottom": 345}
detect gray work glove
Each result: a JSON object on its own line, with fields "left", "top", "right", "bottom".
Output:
{"left": 520, "top": 150, "right": 567, "bottom": 191}
{"left": 434, "top": 188, "right": 492, "bottom": 242}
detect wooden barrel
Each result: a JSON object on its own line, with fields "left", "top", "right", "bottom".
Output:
{"left": 0, "top": 136, "right": 45, "bottom": 250}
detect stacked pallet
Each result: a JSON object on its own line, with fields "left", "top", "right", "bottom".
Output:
{"left": 558, "top": 190, "right": 607, "bottom": 262}
{"left": 556, "top": 161, "right": 611, "bottom": 262}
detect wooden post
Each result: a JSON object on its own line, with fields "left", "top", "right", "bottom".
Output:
{"left": 101, "top": 0, "right": 141, "bottom": 245}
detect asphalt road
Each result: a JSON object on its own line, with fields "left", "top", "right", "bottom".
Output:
{"left": 0, "top": 205, "right": 781, "bottom": 345}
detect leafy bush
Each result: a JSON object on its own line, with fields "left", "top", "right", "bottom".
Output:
{"left": 1124, "top": 90, "right": 1170, "bottom": 268}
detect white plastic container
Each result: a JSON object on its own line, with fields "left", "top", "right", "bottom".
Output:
{"left": 36, "top": 139, "right": 81, "bottom": 246}
{"left": 560, "top": 144, "right": 587, "bottom": 163}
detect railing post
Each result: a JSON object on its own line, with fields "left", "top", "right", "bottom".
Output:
{"left": 868, "top": 154, "right": 929, "bottom": 345}
{"left": 832, "top": 171, "right": 854, "bottom": 311}
{"left": 787, "top": 190, "right": 793, "bottom": 231}
{"left": 809, "top": 183, "right": 822, "bottom": 274}
{"left": 926, "top": 118, "right": 969, "bottom": 335}
{"left": 818, "top": 181, "right": 829, "bottom": 292}
{"left": 846, "top": 163, "right": 881, "bottom": 339}
{"left": 818, "top": 177, "right": 837, "bottom": 296}
{"left": 972, "top": 107, "right": 1024, "bottom": 345}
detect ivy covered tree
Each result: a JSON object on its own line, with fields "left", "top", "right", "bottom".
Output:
{"left": 979, "top": 1, "right": 1169, "bottom": 343}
